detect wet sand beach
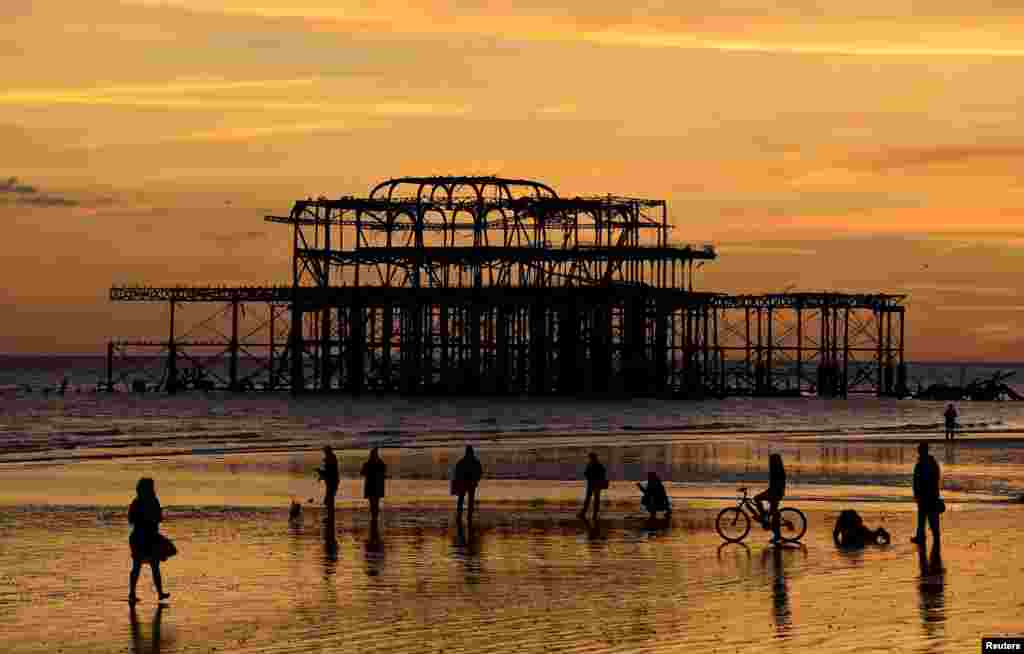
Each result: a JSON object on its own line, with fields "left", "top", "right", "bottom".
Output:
{"left": 2, "top": 394, "right": 1024, "bottom": 652}
{"left": 1, "top": 495, "right": 1022, "bottom": 654}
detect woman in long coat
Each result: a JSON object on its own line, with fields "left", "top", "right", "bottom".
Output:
{"left": 360, "top": 448, "right": 387, "bottom": 523}
{"left": 128, "top": 477, "right": 174, "bottom": 604}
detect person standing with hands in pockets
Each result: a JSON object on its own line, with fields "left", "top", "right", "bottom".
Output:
{"left": 579, "top": 452, "right": 608, "bottom": 520}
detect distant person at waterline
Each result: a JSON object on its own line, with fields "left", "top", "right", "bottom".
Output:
{"left": 638, "top": 472, "right": 671, "bottom": 519}
{"left": 128, "top": 477, "right": 175, "bottom": 605}
{"left": 944, "top": 404, "right": 958, "bottom": 440}
{"left": 316, "top": 446, "right": 340, "bottom": 518}
{"left": 912, "top": 442, "right": 943, "bottom": 547}
{"left": 360, "top": 447, "right": 387, "bottom": 524}
{"left": 579, "top": 452, "right": 608, "bottom": 520}
{"left": 755, "top": 453, "right": 786, "bottom": 544}
{"left": 452, "top": 445, "right": 483, "bottom": 523}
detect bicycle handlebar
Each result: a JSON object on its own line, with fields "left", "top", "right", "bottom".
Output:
{"left": 737, "top": 486, "right": 748, "bottom": 496}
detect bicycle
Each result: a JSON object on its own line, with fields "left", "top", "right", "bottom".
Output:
{"left": 715, "top": 487, "right": 807, "bottom": 544}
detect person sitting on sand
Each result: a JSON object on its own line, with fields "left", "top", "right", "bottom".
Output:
{"left": 360, "top": 447, "right": 387, "bottom": 524}
{"left": 451, "top": 445, "right": 483, "bottom": 523}
{"left": 128, "top": 477, "right": 174, "bottom": 605}
{"left": 579, "top": 452, "right": 608, "bottom": 520}
{"left": 638, "top": 472, "right": 671, "bottom": 518}
{"left": 754, "top": 453, "right": 786, "bottom": 544}
{"left": 833, "top": 509, "right": 890, "bottom": 548}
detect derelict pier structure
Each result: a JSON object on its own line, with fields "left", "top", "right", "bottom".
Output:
{"left": 108, "top": 176, "right": 906, "bottom": 397}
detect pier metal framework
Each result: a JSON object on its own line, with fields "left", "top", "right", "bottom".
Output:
{"left": 107, "top": 176, "right": 907, "bottom": 397}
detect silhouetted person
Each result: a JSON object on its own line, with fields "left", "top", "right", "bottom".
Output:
{"left": 128, "top": 478, "right": 173, "bottom": 605}
{"left": 579, "top": 452, "right": 608, "bottom": 520}
{"left": 452, "top": 445, "right": 483, "bottom": 522}
{"left": 638, "top": 471, "right": 671, "bottom": 518}
{"left": 755, "top": 453, "right": 786, "bottom": 544}
{"left": 944, "top": 404, "right": 958, "bottom": 440}
{"left": 911, "top": 442, "right": 942, "bottom": 546}
{"left": 360, "top": 447, "right": 387, "bottom": 524}
{"left": 316, "top": 445, "right": 340, "bottom": 521}
{"left": 833, "top": 509, "right": 890, "bottom": 548}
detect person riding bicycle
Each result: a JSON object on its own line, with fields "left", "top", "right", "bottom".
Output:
{"left": 754, "top": 453, "right": 786, "bottom": 543}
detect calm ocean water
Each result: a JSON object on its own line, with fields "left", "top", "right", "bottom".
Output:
{"left": 3, "top": 355, "right": 1024, "bottom": 497}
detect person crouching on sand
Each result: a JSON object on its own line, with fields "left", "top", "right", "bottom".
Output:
{"left": 360, "top": 447, "right": 387, "bottom": 524}
{"left": 128, "top": 477, "right": 175, "bottom": 605}
{"left": 638, "top": 471, "right": 671, "bottom": 519}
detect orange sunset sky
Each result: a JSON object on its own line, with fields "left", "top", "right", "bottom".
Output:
{"left": 2, "top": 1, "right": 1023, "bottom": 360}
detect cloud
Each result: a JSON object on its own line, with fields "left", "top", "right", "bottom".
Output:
{"left": 201, "top": 230, "right": 269, "bottom": 252}
{"left": 852, "top": 145, "right": 1024, "bottom": 172}
{"left": 0, "top": 176, "right": 79, "bottom": 207}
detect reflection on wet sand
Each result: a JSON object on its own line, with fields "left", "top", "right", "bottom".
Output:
{"left": 917, "top": 542, "right": 946, "bottom": 643}
{"left": 453, "top": 520, "right": 483, "bottom": 585}
{"left": 365, "top": 520, "right": 384, "bottom": 578}
{"left": 129, "top": 605, "right": 168, "bottom": 654}
{"left": 762, "top": 544, "right": 803, "bottom": 639}
{"left": 4, "top": 503, "right": 1023, "bottom": 654}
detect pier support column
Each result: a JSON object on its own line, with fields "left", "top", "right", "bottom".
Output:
{"left": 529, "top": 299, "right": 547, "bottom": 394}
{"left": 166, "top": 300, "right": 178, "bottom": 395}
{"left": 558, "top": 295, "right": 579, "bottom": 395}
{"left": 496, "top": 303, "right": 510, "bottom": 394}
{"left": 229, "top": 299, "right": 240, "bottom": 392}
{"left": 289, "top": 301, "right": 305, "bottom": 394}
{"left": 654, "top": 299, "right": 669, "bottom": 396}
{"left": 470, "top": 300, "right": 482, "bottom": 394}
{"left": 348, "top": 298, "right": 365, "bottom": 395}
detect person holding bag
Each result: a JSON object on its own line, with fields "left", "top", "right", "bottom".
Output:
{"left": 911, "top": 442, "right": 943, "bottom": 547}
{"left": 128, "top": 477, "right": 175, "bottom": 605}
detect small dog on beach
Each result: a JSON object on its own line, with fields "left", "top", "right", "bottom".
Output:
{"left": 833, "top": 509, "right": 890, "bottom": 548}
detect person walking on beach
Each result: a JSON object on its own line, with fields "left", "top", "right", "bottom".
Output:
{"left": 638, "top": 471, "right": 671, "bottom": 518}
{"left": 128, "top": 477, "right": 174, "bottom": 605}
{"left": 317, "top": 446, "right": 340, "bottom": 519}
{"left": 755, "top": 453, "right": 786, "bottom": 544}
{"left": 944, "top": 404, "right": 958, "bottom": 441}
{"left": 579, "top": 452, "right": 608, "bottom": 520}
{"left": 452, "top": 445, "right": 483, "bottom": 523}
{"left": 360, "top": 447, "right": 387, "bottom": 524}
{"left": 911, "top": 442, "right": 942, "bottom": 547}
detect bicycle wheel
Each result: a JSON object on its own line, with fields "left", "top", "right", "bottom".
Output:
{"left": 716, "top": 507, "right": 752, "bottom": 543}
{"left": 777, "top": 507, "right": 807, "bottom": 542}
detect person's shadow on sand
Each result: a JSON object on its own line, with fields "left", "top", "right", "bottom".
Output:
{"left": 763, "top": 543, "right": 804, "bottom": 639}
{"left": 130, "top": 605, "right": 170, "bottom": 654}
{"left": 322, "top": 526, "right": 338, "bottom": 578}
{"left": 580, "top": 516, "right": 607, "bottom": 544}
{"left": 453, "top": 520, "right": 484, "bottom": 585}
{"left": 917, "top": 541, "right": 946, "bottom": 638}
{"left": 365, "top": 520, "right": 385, "bottom": 577}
